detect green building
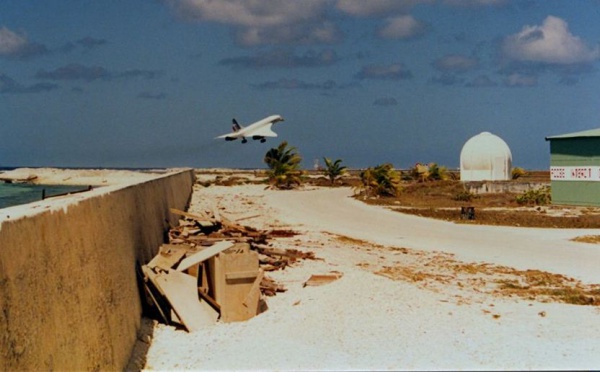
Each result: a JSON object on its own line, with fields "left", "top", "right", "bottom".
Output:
{"left": 545, "top": 128, "right": 600, "bottom": 206}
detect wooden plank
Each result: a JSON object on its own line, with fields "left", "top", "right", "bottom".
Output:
{"left": 176, "top": 241, "right": 234, "bottom": 272}
{"left": 303, "top": 272, "right": 343, "bottom": 287}
{"left": 209, "top": 243, "right": 260, "bottom": 322}
{"left": 147, "top": 244, "right": 189, "bottom": 271}
{"left": 153, "top": 269, "right": 218, "bottom": 332}
{"left": 225, "top": 270, "right": 258, "bottom": 281}
{"left": 142, "top": 265, "right": 165, "bottom": 296}
{"left": 234, "top": 214, "right": 261, "bottom": 222}
{"left": 243, "top": 269, "right": 264, "bottom": 309}
{"left": 170, "top": 208, "right": 216, "bottom": 227}
{"left": 140, "top": 266, "right": 169, "bottom": 324}
{"left": 186, "top": 236, "right": 250, "bottom": 246}
{"left": 198, "top": 288, "right": 221, "bottom": 312}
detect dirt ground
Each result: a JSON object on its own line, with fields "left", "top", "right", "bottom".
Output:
{"left": 364, "top": 179, "right": 600, "bottom": 229}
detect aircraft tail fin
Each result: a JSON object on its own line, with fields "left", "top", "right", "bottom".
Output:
{"left": 232, "top": 118, "right": 242, "bottom": 132}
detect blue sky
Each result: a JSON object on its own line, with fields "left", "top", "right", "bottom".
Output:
{"left": 2, "top": 0, "right": 600, "bottom": 170}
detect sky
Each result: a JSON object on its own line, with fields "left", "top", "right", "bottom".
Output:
{"left": 2, "top": 0, "right": 600, "bottom": 170}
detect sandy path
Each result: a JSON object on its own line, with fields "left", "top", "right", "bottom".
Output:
{"left": 266, "top": 187, "right": 600, "bottom": 283}
{"left": 142, "top": 185, "right": 600, "bottom": 371}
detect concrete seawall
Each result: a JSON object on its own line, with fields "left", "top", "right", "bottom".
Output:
{"left": 0, "top": 169, "right": 195, "bottom": 370}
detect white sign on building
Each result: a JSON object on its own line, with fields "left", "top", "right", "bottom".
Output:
{"left": 550, "top": 166, "right": 600, "bottom": 181}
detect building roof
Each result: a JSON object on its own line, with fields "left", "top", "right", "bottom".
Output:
{"left": 460, "top": 132, "right": 512, "bottom": 178}
{"left": 545, "top": 127, "right": 600, "bottom": 140}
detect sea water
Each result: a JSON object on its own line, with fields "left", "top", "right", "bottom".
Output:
{"left": 0, "top": 183, "right": 88, "bottom": 209}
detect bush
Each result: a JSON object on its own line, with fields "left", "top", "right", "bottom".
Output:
{"left": 453, "top": 190, "right": 477, "bottom": 202}
{"left": 512, "top": 167, "right": 527, "bottom": 180}
{"left": 516, "top": 186, "right": 551, "bottom": 205}
{"left": 357, "top": 163, "right": 401, "bottom": 198}
{"left": 409, "top": 162, "right": 450, "bottom": 182}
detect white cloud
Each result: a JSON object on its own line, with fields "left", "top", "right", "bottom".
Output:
{"left": 0, "top": 27, "right": 28, "bottom": 56}
{"left": 502, "top": 16, "right": 600, "bottom": 64}
{"left": 336, "top": 0, "right": 430, "bottom": 17}
{"left": 433, "top": 54, "right": 479, "bottom": 72}
{"left": 377, "top": 15, "right": 427, "bottom": 40}
{"left": 171, "top": 0, "right": 327, "bottom": 26}
{"left": 168, "top": 0, "right": 338, "bottom": 45}
{"left": 443, "top": 0, "right": 508, "bottom": 7}
{"left": 236, "top": 21, "right": 341, "bottom": 46}
{"left": 504, "top": 73, "right": 537, "bottom": 87}
{"left": 355, "top": 63, "right": 413, "bottom": 80}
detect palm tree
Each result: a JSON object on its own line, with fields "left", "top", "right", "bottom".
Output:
{"left": 427, "top": 162, "right": 449, "bottom": 181}
{"left": 512, "top": 167, "right": 526, "bottom": 180}
{"left": 322, "top": 157, "right": 347, "bottom": 185}
{"left": 264, "top": 141, "right": 303, "bottom": 189}
{"left": 357, "top": 163, "right": 401, "bottom": 197}
{"left": 410, "top": 162, "right": 449, "bottom": 182}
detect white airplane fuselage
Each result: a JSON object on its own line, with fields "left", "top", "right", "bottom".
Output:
{"left": 216, "top": 114, "right": 284, "bottom": 143}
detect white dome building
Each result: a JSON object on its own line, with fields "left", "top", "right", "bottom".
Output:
{"left": 460, "top": 132, "right": 512, "bottom": 181}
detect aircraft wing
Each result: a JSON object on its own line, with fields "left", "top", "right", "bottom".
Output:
{"left": 216, "top": 132, "right": 238, "bottom": 139}
{"left": 216, "top": 114, "right": 284, "bottom": 140}
{"left": 246, "top": 123, "right": 278, "bottom": 137}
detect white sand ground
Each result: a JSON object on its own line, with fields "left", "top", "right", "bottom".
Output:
{"left": 142, "top": 184, "right": 600, "bottom": 371}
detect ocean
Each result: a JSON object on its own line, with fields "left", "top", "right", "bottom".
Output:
{"left": 0, "top": 166, "right": 164, "bottom": 210}
{"left": 0, "top": 183, "right": 89, "bottom": 209}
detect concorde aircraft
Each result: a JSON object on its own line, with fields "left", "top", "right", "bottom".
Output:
{"left": 216, "top": 114, "right": 284, "bottom": 143}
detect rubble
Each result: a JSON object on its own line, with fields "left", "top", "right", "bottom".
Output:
{"left": 138, "top": 206, "right": 316, "bottom": 332}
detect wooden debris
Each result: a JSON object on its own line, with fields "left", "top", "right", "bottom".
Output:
{"left": 167, "top": 206, "right": 316, "bottom": 296}
{"left": 147, "top": 244, "right": 188, "bottom": 271}
{"left": 243, "top": 269, "right": 264, "bottom": 309}
{"left": 209, "top": 243, "right": 262, "bottom": 323}
{"left": 152, "top": 269, "right": 218, "bottom": 332}
{"left": 170, "top": 208, "right": 217, "bottom": 228}
{"left": 139, "top": 204, "right": 318, "bottom": 331}
{"left": 303, "top": 272, "right": 344, "bottom": 287}
{"left": 268, "top": 229, "right": 299, "bottom": 238}
{"left": 176, "top": 241, "right": 234, "bottom": 272}
{"left": 260, "top": 276, "right": 287, "bottom": 296}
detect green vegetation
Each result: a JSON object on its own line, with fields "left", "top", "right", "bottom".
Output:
{"left": 453, "top": 189, "right": 477, "bottom": 202}
{"left": 516, "top": 186, "right": 551, "bottom": 205}
{"left": 409, "top": 162, "right": 450, "bottom": 182}
{"left": 356, "top": 163, "right": 401, "bottom": 198}
{"left": 264, "top": 141, "right": 304, "bottom": 189}
{"left": 512, "top": 167, "right": 527, "bottom": 179}
{"left": 322, "top": 157, "right": 347, "bottom": 185}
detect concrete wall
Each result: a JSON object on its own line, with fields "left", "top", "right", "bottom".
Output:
{"left": 0, "top": 169, "right": 195, "bottom": 371}
{"left": 465, "top": 181, "right": 549, "bottom": 195}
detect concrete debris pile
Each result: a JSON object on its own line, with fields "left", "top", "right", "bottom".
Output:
{"left": 138, "top": 207, "right": 317, "bottom": 332}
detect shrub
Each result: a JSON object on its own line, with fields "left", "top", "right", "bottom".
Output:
{"left": 453, "top": 190, "right": 477, "bottom": 202}
{"left": 516, "top": 186, "right": 551, "bottom": 205}
{"left": 409, "top": 162, "right": 450, "bottom": 182}
{"left": 357, "top": 163, "right": 401, "bottom": 198}
{"left": 512, "top": 167, "right": 527, "bottom": 180}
